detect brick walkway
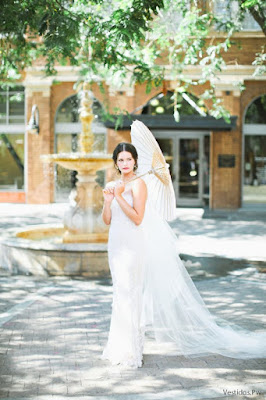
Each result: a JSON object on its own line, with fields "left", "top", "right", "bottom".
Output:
{"left": 0, "top": 204, "right": 266, "bottom": 399}
{"left": 0, "top": 274, "right": 265, "bottom": 399}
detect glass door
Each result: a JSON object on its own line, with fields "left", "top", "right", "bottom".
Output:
{"left": 244, "top": 135, "right": 266, "bottom": 204}
{"left": 155, "top": 132, "right": 209, "bottom": 207}
{"left": 177, "top": 135, "right": 204, "bottom": 206}
{"left": 155, "top": 138, "right": 174, "bottom": 178}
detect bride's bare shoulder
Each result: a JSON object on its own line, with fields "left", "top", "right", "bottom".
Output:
{"left": 132, "top": 177, "right": 147, "bottom": 191}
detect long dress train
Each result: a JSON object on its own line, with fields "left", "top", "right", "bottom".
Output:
{"left": 101, "top": 179, "right": 266, "bottom": 368}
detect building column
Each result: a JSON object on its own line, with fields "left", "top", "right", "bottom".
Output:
{"left": 25, "top": 78, "right": 54, "bottom": 204}
{"left": 210, "top": 85, "right": 242, "bottom": 209}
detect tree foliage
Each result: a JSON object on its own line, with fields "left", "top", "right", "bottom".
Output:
{"left": 0, "top": 0, "right": 265, "bottom": 121}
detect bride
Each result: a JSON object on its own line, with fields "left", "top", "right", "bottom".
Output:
{"left": 100, "top": 122, "right": 266, "bottom": 369}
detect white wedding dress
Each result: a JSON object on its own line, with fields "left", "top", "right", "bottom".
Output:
{"left": 101, "top": 181, "right": 146, "bottom": 367}
{"left": 101, "top": 179, "right": 266, "bottom": 369}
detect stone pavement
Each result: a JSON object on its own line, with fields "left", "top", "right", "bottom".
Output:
{"left": 0, "top": 204, "right": 266, "bottom": 399}
{"left": 1, "top": 203, "right": 266, "bottom": 263}
{"left": 0, "top": 275, "right": 265, "bottom": 399}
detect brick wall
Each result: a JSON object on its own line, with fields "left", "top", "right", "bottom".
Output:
{"left": 0, "top": 192, "right": 26, "bottom": 203}
{"left": 27, "top": 91, "right": 54, "bottom": 204}
{"left": 210, "top": 81, "right": 266, "bottom": 209}
{"left": 221, "top": 37, "right": 265, "bottom": 65}
{"left": 210, "top": 91, "right": 242, "bottom": 209}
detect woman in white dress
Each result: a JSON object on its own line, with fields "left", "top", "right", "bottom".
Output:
{"left": 101, "top": 138, "right": 266, "bottom": 369}
{"left": 101, "top": 142, "right": 147, "bottom": 368}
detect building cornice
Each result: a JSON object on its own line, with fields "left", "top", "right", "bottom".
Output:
{"left": 23, "top": 65, "right": 266, "bottom": 97}
{"left": 166, "top": 65, "right": 266, "bottom": 82}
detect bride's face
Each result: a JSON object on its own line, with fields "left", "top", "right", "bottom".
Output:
{"left": 116, "top": 151, "right": 135, "bottom": 174}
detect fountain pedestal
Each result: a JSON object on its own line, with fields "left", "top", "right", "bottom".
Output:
{"left": 63, "top": 170, "right": 109, "bottom": 243}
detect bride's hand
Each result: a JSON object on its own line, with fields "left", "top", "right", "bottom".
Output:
{"left": 114, "top": 181, "right": 125, "bottom": 197}
{"left": 103, "top": 186, "right": 114, "bottom": 203}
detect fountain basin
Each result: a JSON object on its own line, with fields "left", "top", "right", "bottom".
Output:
{"left": 41, "top": 152, "right": 114, "bottom": 172}
{"left": 41, "top": 152, "right": 114, "bottom": 241}
{"left": 0, "top": 224, "right": 110, "bottom": 278}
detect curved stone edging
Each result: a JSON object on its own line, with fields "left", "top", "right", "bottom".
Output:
{"left": 0, "top": 224, "right": 110, "bottom": 278}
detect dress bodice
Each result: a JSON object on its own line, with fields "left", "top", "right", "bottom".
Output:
{"left": 110, "top": 181, "right": 137, "bottom": 228}
{"left": 108, "top": 180, "right": 145, "bottom": 253}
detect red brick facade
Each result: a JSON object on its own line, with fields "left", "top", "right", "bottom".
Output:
{"left": 2, "top": 33, "right": 265, "bottom": 209}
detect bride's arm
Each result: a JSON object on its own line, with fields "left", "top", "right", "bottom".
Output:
{"left": 115, "top": 179, "right": 147, "bottom": 225}
{"left": 102, "top": 183, "right": 115, "bottom": 225}
{"left": 102, "top": 199, "right": 112, "bottom": 225}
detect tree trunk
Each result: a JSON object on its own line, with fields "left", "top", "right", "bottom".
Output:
{"left": 239, "top": 1, "right": 266, "bottom": 35}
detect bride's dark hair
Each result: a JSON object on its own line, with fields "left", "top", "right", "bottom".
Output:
{"left": 112, "top": 142, "right": 138, "bottom": 174}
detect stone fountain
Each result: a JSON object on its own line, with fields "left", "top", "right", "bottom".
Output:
{"left": 41, "top": 82, "right": 113, "bottom": 243}
{"left": 0, "top": 83, "right": 114, "bottom": 277}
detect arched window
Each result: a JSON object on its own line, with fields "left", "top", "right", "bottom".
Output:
{"left": 55, "top": 93, "right": 106, "bottom": 153}
{"left": 56, "top": 94, "right": 103, "bottom": 123}
{"left": 245, "top": 95, "right": 266, "bottom": 124}
{"left": 141, "top": 91, "right": 207, "bottom": 116}
{"left": 55, "top": 94, "right": 106, "bottom": 201}
{"left": 243, "top": 94, "right": 266, "bottom": 204}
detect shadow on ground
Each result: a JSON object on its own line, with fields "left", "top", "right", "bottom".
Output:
{"left": 0, "top": 277, "right": 265, "bottom": 397}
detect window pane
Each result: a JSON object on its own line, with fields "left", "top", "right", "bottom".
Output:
{"left": 57, "top": 96, "right": 79, "bottom": 123}
{"left": 0, "top": 133, "right": 24, "bottom": 190}
{"left": 0, "top": 93, "right": 7, "bottom": 123}
{"left": 142, "top": 91, "right": 207, "bottom": 116}
{"left": 245, "top": 95, "right": 266, "bottom": 124}
{"left": 57, "top": 132, "right": 76, "bottom": 153}
{"left": 214, "top": 0, "right": 236, "bottom": 20}
{"left": 242, "top": 12, "right": 261, "bottom": 30}
{"left": 156, "top": 138, "right": 174, "bottom": 178}
{"left": 54, "top": 134, "right": 76, "bottom": 201}
{"left": 9, "top": 91, "right": 25, "bottom": 123}
{"left": 0, "top": 87, "right": 25, "bottom": 124}
{"left": 244, "top": 135, "right": 266, "bottom": 203}
{"left": 56, "top": 94, "right": 104, "bottom": 123}
{"left": 179, "top": 139, "right": 199, "bottom": 198}
{"left": 214, "top": 0, "right": 261, "bottom": 31}
{"left": 142, "top": 92, "right": 174, "bottom": 115}
{"left": 93, "top": 133, "right": 105, "bottom": 152}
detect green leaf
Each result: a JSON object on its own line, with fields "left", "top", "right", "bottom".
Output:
{"left": 241, "top": 0, "right": 258, "bottom": 9}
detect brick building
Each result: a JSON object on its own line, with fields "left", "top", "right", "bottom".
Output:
{"left": 0, "top": 8, "right": 265, "bottom": 209}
